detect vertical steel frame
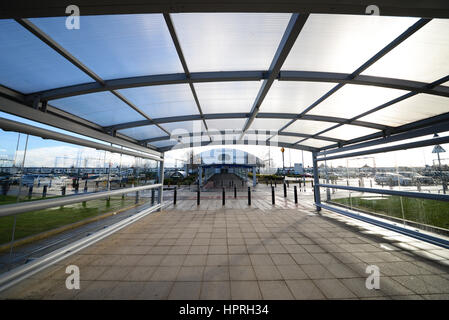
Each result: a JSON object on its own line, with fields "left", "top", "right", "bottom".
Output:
{"left": 158, "top": 154, "right": 165, "bottom": 209}
{"left": 312, "top": 151, "right": 321, "bottom": 211}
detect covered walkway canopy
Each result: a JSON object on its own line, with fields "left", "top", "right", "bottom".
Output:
{"left": 0, "top": 0, "right": 448, "bottom": 158}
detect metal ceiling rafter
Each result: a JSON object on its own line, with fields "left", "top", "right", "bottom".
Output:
{"left": 3, "top": 1, "right": 449, "bottom": 19}
{"left": 311, "top": 74, "right": 449, "bottom": 150}
{"left": 279, "top": 18, "right": 431, "bottom": 145}
{"left": 27, "top": 71, "right": 449, "bottom": 101}
{"left": 163, "top": 13, "right": 210, "bottom": 137}
{"left": 103, "top": 112, "right": 389, "bottom": 132}
{"left": 140, "top": 129, "right": 344, "bottom": 146}
{"left": 158, "top": 140, "right": 318, "bottom": 153}
{"left": 239, "top": 13, "right": 309, "bottom": 139}
{"left": 15, "top": 18, "right": 171, "bottom": 138}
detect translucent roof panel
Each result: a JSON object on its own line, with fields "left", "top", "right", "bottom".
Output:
{"left": 118, "top": 125, "right": 168, "bottom": 141}
{"left": 161, "top": 120, "right": 206, "bottom": 135}
{"left": 359, "top": 94, "right": 449, "bottom": 127}
{"left": 209, "top": 133, "right": 241, "bottom": 144}
{"left": 249, "top": 118, "right": 291, "bottom": 132}
{"left": 297, "top": 138, "right": 333, "bottom": 149}
{"left": 242, "top": 133, "right": 272, "bottom": 144}
{"left": 282, "top": 14, "right": 418, "bottom": 73}
{"left": 118, "top": 84, "right": 199, "bottom": 119}
{"left": 51, "top": 91, "right": 145, "bottom": 127}
{"left": 0, "top": 20, "right": 93, "bottom": 94}
{"left": 362, "top": 19, "right": 449, "bottom": 83}
{"left": 283, "top": 119, "right": 336, "bottom": 135}
{"left": 206, "top": 119, "right": 246, "bottom": 132}
{"left": 172, "top": 13, "right": 291, "bottom": 72}
{"left": 274, "top": 135, "right": 302, "bottom": 144}
{"left": 195, "top": 82, "right": 261, "bottom": 114}
{"left": 307, "top": 84, "right": 408, "bottom": 119}
{"left": 150, "top": 139, "right": 178, "bottom": 148}
{"left": 259, "top": 81, "right": 336, "bottom": 114}
{"left": 30, "top": 14, "right": 183, "bottom": 80}
{"left": 320, "top": 125, "right": 379, "bottom": 141}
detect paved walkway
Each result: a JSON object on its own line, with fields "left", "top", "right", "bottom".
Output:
{"left": 1, "top": 191, "right": 449, "bottom": 300}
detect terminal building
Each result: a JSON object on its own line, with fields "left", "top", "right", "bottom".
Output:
{"left": 195, "top": 148, "right": 264, "bottom": 187}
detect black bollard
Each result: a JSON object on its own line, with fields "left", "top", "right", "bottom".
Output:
{"left": 174, "top": 186, "right": 177, "bottom": 205}
{"left": 283, "top": 182, "right": 287, "bottom": 198}
{"left": 61, "top": 186, "right": 66, "bottom": 196}
{"left": 272, "top": 186, "right": 275, "bottom": 205}
{"left": 311, "top": 180, "right": 314, "bottom": 188}
{"left": 84, "top": 180, "right": 88, "bottom": 193}
{"left": 151, "top": 189, "right": 155, "bottom": 205}
{"left": 197, "top": 187, "right": 200, "bottom": 206}
{"left": 135, "top": 191, "right": 139, "bottom": 204}
{"left": 234, "top": 186, "right": 237, "bottom": 198}
{"left": 28, "top": 186, "right": 33, "bottom": 199}
{"left": 248, "top": 187, "right": 251, "bottom": 206}
{"left": 275, "top": 180, "right": 277, "bottom": 187}
{"left": 294, "top": 186, "right": 298, "bottom": 204}
{"left": 42, "top": 185, "right": 47, "bottom": 198}
{"left": 222, "top": 188, "right": 225, "bottom": 206}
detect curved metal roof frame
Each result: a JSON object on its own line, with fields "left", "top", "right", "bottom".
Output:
{"left": 0, "top": 5, "right": 448, "bottom": 156}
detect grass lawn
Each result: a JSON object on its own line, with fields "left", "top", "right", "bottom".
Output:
{"left": 0, "top": 196, "right": 144, "bottom": 246}
{"left": 332, "top": 196, "right": 449, "bottom": 230}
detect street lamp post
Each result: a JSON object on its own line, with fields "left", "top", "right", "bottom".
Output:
{"left": 432, "top": 133, "right": 446, "bottom": 194}
{"left": 281, "top": 147, "right": 285, "bottom": 178}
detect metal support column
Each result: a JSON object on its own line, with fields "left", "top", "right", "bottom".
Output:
{"left": 199, "top": 166, "right": 203, "bottom": 187}
{"left": 312, "top": 152, "right": 321, "bottom": 211}
{"left": 157, "top": 155, "right": 164, "bottom": 210}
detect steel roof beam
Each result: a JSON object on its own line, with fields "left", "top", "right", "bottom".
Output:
{"left": 163, "top": 13, "right": 209, "bottom": 133}
{"left": 29, "top": 71, "right": 449, "bottom": 101}
{"left": 3, "top": 0, "right": 449, "bottom": 19}
{"left": 158, "top": 140, "right": 318, "bottom": 153}
{"left": 0, "top": 95, "right": 162, "bottom": 157}
{"left": 316, "top": 75, "right": 449, "bottom": 152}
{"left": 140, "top": 130, "right": 343, "bottom": 146}
{"left": 16, "top": 18, "right": 171, "bottom": 141}
{"left": 240, "top": 13, "right": 309, "bottom": 137}
{"left": 318, "top": 112, "right": 449, "bottom": 157}
{"left": 103, "top": 112, "right": 389, "bottom": 132}
{"left": 282, "top": 18, "right": 431, "bottom": 146}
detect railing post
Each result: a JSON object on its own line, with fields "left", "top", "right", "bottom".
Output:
{"left": 174, "top": 186, "right": 177, "bottom": 205}
{"left": 272, "top": 186, "right": 275, "bottom": 205}
{"left": 222, "top": 188, "right": 225, "bottom": 206}
{"left": 151, "top": 189, "right": 155, "bottom": 205}
{"left": 294, "top": 186, "right": 298, "bottom": 204}
{"left": 248, "top": 186, "right": 251, "bottom": 206}
{"left": 158, "top": 156, "right": 164, "bottom": 207}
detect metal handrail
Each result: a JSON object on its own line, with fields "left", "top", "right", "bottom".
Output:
{"left": 318, "top": 183, "right": 449, "bottom": 202}
{"left": 0, "top": 183, "right": 162, "bottom": 217}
